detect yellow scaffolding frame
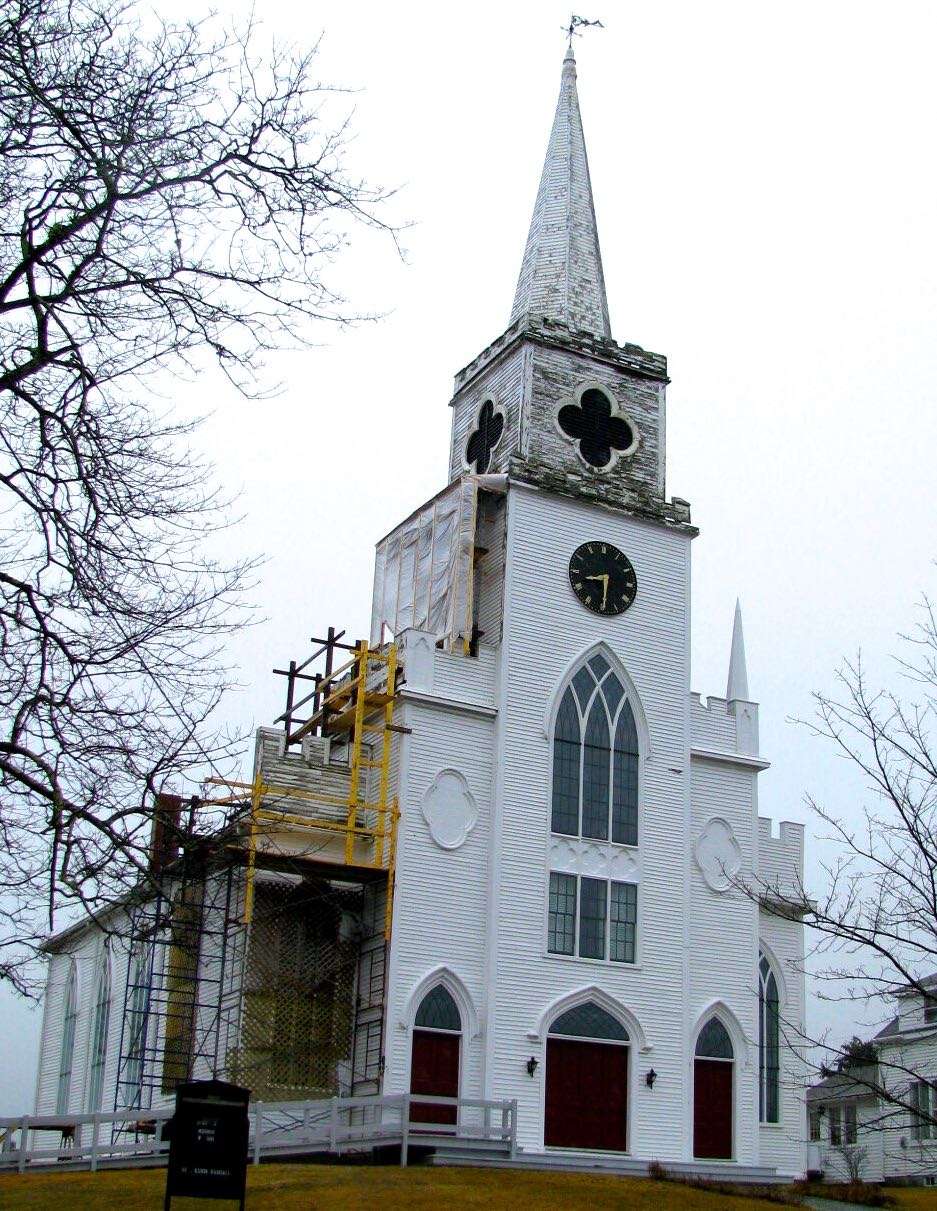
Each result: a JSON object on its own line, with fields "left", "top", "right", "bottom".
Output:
{"left": 207, "top": 641, "right": 401, "bottom": 940}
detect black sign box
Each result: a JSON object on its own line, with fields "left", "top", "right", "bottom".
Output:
{"left": 164, "top": 1079, "right": 250, "bottom": 1209}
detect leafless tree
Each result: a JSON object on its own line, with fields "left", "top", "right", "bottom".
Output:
{"left": 0, "top": 0, "right": 396, "bottom": 991}
{"left": 754, "top": 591, "right": 937, "bottom": 1155}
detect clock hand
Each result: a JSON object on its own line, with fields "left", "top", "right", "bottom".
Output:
{"left": 585, "top": 573, "right": 610, "bottom": 609}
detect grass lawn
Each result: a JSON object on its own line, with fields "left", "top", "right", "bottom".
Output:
{"left": 0, "top": 1162, "right": 807, "bottom": 1210}
{"left": 5, "top": 1165, "right": 937, "bottom": 1210}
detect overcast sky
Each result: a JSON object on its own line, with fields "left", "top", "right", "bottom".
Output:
{"left": 3, "top": 0, "right": 936, "bottom": 1113}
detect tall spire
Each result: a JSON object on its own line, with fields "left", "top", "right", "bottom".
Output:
{"left": 726, "top": 599, "right": 750, "bottom": 701}
{"left": 509, "top": 47, "right": 611, "bottom": 338}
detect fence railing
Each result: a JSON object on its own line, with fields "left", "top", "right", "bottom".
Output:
{"left": 0, "top": 1093, "right": 518, "bottom": 1173}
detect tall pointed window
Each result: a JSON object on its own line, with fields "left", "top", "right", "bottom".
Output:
{"left": 759, "top": 951, "right": 780, "bottom": 1123}
{"left": 88, "top": 951, "right": 111, "bottom": 1111}
{"left": 551, "top": 656, "right": 639, "bottom": 845}
{"left": 56, "top": 963, "right": 78, "bottom": 1115}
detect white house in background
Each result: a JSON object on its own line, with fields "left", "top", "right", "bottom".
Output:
{"left": 33, "top": 45, "right": 808, "bottom": 1176}
{"left": 808, "top": 977, "right": 937, "bottom": 1184}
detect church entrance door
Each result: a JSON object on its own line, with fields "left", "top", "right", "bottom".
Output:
{"left": 409, "top": 1029, "right": 459, "bottom": 1127}
{"left": 693, "top": 1016, "right": 735, "bottom": 1160}
{"left": 693, "top": 1059, "right": 732, "bottom": 1158}
{"left": 409, "top": 985, "right": 462, "bottom": 1129}
{"left": 544, "top": 1037, "right": 629, "bottom": 1151}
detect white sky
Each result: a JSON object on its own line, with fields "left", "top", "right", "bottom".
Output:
{"left": 2, "top": 0, "right": 936, "bottom": 1113}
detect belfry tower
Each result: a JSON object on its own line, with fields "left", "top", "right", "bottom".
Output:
{"left": 448, "top": 44, "right": 691, "bottom": 531}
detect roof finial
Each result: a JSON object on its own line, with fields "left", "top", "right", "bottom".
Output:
{"left": 564, "top": 14, "right": 605, "bottom": 53}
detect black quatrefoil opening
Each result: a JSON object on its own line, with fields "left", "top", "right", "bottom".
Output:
{"left": 465, "top": 399, "right": 505, "bottom": 474}
{"left": 558, "top": 388, "right": 634, "bottom": 469}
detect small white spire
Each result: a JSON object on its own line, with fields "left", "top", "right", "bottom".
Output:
{"left": 726, "top": 599, "right": 750, "bottom": 701}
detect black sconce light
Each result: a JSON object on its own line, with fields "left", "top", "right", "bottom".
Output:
{"left": 526, "top": 1056, "right": 539, "bottom": 1077}
{"left": 645, "top": 1068, "right": 657, "bottom": 1089}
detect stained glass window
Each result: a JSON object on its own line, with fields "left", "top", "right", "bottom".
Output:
{"left": 56, "top": 964, "right": 78, "bottom": 1115}
{"left": 551, "top": 688, "right": 581, "bottom": 835}
{"left": 550, "top": 1001, "right": 629, "bottom": 1041}
{"left": 759, "top": 952, "right": 780, "bottom": 1122}
{"left": 612, "top": 701, "right": 639, "bottom": 845}
{"left": 548, "top": 872, "right": 576, "bottom": 955}
{"left": 578, "top": 877, "right": 607, "bottom": 959}
{"left": 548, "top": 873, "right": 637, "bottom": 965}
{"left": 415, "top": 985, "right": 461, "bottom": 1032}
{"left": 582, "top": 702, "right": 610, "bottom": 839}
{"left": 696, "top": 1017, "right": 733, "bottom": 1059}
{"left": 610, "top": 881, "right": 637, "bottom": 963}
{"left": 551, "top": 659, "right": 639, "bottom": 847}
{"left": 87, "top": 953, "right": 111, "bottom": 1111}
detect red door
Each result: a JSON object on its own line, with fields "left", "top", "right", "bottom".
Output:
{"left": 410, "top": 1029, "right": 459, "bottom": 1127}
{"left": 545, "top": 1038, "right": 629, "bottom": 1151}
{"left": 694, "top": 1058, "right": 733, "bottom": 1158}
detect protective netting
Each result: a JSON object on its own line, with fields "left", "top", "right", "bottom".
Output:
{"left": 227, "top": 878, "right": 363, "bottom": 1101}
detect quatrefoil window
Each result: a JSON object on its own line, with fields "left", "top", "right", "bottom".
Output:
{"left": 558, "top": 387, "right": 636, "bottom": 469}
{"left": 465, "top": 399, "right": 504, "bottom": 474}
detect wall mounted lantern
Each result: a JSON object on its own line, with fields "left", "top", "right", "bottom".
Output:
{"left": 645, "top": 1068, "right": 657, "bottom": 1089}
{"left": 526, "top": 1056, "right": 539, "bottom": 1077}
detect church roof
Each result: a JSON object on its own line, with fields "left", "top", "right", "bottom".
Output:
{"left": 509, "top": 46, "right": 611, "bottom": 339}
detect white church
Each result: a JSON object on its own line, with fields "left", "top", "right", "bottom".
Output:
{"left": 31, "top": 45, "right": 807, "bottom": 1178}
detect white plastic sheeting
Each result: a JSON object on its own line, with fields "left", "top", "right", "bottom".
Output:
{"left": 370, "top": 476, "right": 505, "bottom": 653}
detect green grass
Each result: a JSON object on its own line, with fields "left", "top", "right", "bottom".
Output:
{"left": 0, "top": 1162, "right": 807, "bottom": 1210}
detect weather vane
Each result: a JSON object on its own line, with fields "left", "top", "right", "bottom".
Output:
{"left": 564, "top": 14, "right": 605, "bottom": 49}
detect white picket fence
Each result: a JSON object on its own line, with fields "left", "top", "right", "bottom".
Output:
{"left": 0, "top": 1093, "right": 518, "bottom": 1173}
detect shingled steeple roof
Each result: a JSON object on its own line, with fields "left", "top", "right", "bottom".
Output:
{"left": 509, "top": 46, "right": 611, "bottom": 339}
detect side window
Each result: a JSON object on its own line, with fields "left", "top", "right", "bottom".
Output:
{"left": 759, "top": 952, "right": 780, "bottom": 1123}
{"left": 843, "top": 1103, "right": 857, "bottom": 1146}
{"left": 911, "top": 1080, "right": 937, "bottom": 1141}
{"left": 551, "top": 657, "right": 639, "bottom": 846}
{"left": 88, "top": 951, "right": 111, "bottom": 1111}
{"left": 56, "top": 963, "right": 78, "bottom": 1115}
{"left": 828, "top": 1105, "right": 842, "bottom": 1146}
{"left": 808, "top": 1108, "right": 821, "bottom": 1142}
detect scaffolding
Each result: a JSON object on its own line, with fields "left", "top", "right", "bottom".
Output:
{"left": 113, "top": 633, "right": 401, "bottom": 1110}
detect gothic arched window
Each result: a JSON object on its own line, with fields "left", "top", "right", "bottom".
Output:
{"left": 88, "top": 950, "right": 111, "bottom": 1111}
{"left": 551, "top": 656, "right": 639, "bottom": 845}
{"left": 696, "top": 1016, "right": 734, "bottom": 1060}
{"left": 56, "top": 962, "right": 78, "bottom": 1114}
{"left": 415, "top": 985, "right": 462, "bottom": 1033}
{"left": 759, "top": 952, "right": 780, "bottom": 1123}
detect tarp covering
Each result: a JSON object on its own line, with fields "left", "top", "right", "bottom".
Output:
{"left": 370, "top": 477, "right": 475, "bottom": 652}
{"left": 370, "top": 476, "right": 505, "bottom": 653}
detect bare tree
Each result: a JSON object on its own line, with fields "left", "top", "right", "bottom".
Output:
{"left": 754, "top": 590, "right": 937, "bottom": 1155}
{"left": 0, "top": 0, "right": 396, "bottom": 991}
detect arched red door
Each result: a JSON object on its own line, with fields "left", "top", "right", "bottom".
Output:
{"left": 409, "top": 986, "right": 461, "bottom": 1127}
{"left": 693, "top": 1016, "right": 734, "bottom": 1159}
{"left": 543, "top": 1002, "right": 630, "bottom": 1152}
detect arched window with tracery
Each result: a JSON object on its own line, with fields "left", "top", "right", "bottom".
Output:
{"left": 551, "top": 654, "right": 639, "bottom": 845}
{"left": 759, "top": 951, "right": 780, "bottom": 1123}
{"left": 87, "top": 949, "right": 111, "bottom": 1111}
{"left": 56, "top": 962, "right": 78, "bottom": 1115}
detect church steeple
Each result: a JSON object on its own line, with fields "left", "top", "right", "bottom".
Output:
{"left": 509, "top": 47, "right": 611, "bottom": 339}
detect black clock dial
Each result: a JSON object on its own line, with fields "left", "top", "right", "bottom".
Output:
{"left": 568, "top": 542, "right": 637, "bottom": 616}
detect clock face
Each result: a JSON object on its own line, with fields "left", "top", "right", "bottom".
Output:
{"left": 568, "top": 542, "right": 637, "bottom": 616}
